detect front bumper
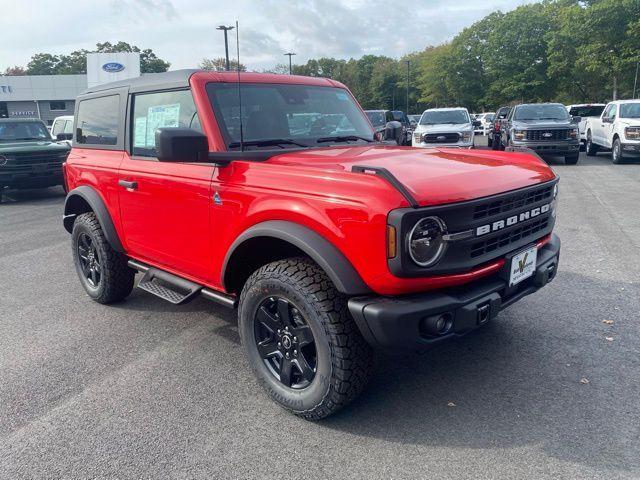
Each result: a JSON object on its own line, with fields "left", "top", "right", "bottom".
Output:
{"left": 0, "top": 171, "right": 63, "bottom": 188}
{"left": 413, "top": 141, "right": 474, "bottom": 149}
{"left": 512, "top": 140, "right": 579, "bottom": 156}
{"left": 348, "top": 234, "right": 560, "bottom": 353}
{"left": 621, "top": 142, "right": 640, "bottom": 155}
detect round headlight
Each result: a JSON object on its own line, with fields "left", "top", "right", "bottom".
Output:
{"left": 408, "top": 216, "right": 447, "bottom": 267}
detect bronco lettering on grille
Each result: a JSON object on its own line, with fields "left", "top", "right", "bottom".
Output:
{"left": 475, "top": 203, "right": 551, "bottom": 237}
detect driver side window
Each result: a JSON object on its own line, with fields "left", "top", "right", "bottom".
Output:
{"left": 131, "top": 89, "right": 202, "bottom": 158}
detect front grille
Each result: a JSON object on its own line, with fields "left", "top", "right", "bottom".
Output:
{"left": 473, "top": 184, "right": 554, "bottom": 220}
{"left": 470, "top": 217, "right": 549, "bottom": 258}
{"left": 1, "top": 151, "right": 68, "bottom": 176}
{"left": 525, "top": 129, "right": 569, "bottom": 141}
{"left": 422, "top": 132, "right": 460, "bottom": 143}
{"left": 387, "top": 179, "right": 557, "bottom": 277}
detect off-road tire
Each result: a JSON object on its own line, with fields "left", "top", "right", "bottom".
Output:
{"left": 565, "top": 153, "right": 579, "bottom": 165}
{"left": 71, "top": 212, "right": 135, "bottom": 304}
{"left": 238, "top": 257, "right": 374, "bottom": 420}
{"left": 585, "top": 132, "right": 598, "bottom": 156}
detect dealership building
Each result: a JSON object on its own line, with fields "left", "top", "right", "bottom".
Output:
{"left": 0, "top": 52, "right": 141, "bottom": 125}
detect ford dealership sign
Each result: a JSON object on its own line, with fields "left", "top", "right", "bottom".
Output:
{"left": 102, "top": 62, "right": 125, "bottom": 73}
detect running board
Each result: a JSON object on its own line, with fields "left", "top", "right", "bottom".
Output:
{"left": 127, "top": 260, "right": 237, "bottom": 308}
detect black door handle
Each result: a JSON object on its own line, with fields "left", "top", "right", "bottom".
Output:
{"left": 118, "top": 179, "right": 138, "bottom": 190}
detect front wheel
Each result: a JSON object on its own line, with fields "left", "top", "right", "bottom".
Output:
{"left": 612, "top": 137, "right": 624, "bottom": 164}
{"left": 238, "top": 258, "right": 374, "bottom": 420}
{"left": 586, "top": 133, "right": 599, "bottom": 156}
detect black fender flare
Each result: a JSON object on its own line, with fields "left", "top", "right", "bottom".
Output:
{"left": 63, "top": 186, "right": 125, "bottom": 252}
{"left": 222, "top": 220, "right": 372, "bottom": 295}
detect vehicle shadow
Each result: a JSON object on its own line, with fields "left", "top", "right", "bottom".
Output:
{"left": 320, "top": 270, "right": 639, "bottom": 475}
{"left": 1, "top": 186, "right": 66, "bottom": 204}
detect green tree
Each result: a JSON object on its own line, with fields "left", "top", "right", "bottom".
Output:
{"left": 199, "top": 57, "right": 246, "bottom": 71}
{"left": 483, "top": 3, "right": 555, "bottom": 106}
{"left": 573, "top": 0, "right": 640, "bottom": 100}
{"left": 26, "top": 53, "right": 60, "bottom": 75}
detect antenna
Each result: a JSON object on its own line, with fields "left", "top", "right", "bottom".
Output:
{"left": 235, "top": 20, "right": 244, "bottom": 152}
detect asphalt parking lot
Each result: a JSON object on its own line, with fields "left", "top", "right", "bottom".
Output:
{"left": 1, "top": 146, "right": 639, "bottom": 479}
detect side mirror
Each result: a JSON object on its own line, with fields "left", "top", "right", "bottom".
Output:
{"left": 602, "top": 116, "right": 613, "bottom": 124}
{"left": 156, "top": 128, "right": 208, "bottom": 162}
{"left": 56, "top": 133, "right": 73, "bottom": 141}
{"left": 383, "top": 121, "right": 403, "bottom": 144}
{"left": 571, "top": 116, "right": 582, "bottom": 124}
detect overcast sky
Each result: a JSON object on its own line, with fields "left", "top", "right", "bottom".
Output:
{"left": 1, "top": 0, "right": 533, "bottom": 72}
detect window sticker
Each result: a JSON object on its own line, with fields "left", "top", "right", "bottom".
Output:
{"left": 145, "top": 103, "right": 181, "bottom": 147}
{"left": 134, "top": 116, "right": 148, "bottom": 147}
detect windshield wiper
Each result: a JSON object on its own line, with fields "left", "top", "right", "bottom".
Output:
{"left": 228, "top": 138, "right": 310, "bottom": 149}
{"left": 14, "top": 137, "right": 45, "bottom": 141}
{"left": 316, "top": 135, "right": 374, "bottom": 144}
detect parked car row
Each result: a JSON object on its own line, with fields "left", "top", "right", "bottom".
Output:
{"left": 485, "top": 99, "right": 640, "bottom": 165}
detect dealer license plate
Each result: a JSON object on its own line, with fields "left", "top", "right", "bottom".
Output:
{"left": 509, "top": 246, "right": 537, "bottom": 286}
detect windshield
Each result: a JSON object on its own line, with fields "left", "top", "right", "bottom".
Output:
{"left": 365, "top": 111, "right": 386, "bottom": 127}
{"left": 619, "top": 103, "right": 640, "bottom": 119}
{"left": 207, "top": 83, "right": 374, "bottom": 149}
{"left": 485, "top": 114, "right": 494, "bottom": 122}
{"left": 515, "top": 104, "right": 569, "bottom": 121}
{"left": 420, "top": 110, "right": 470, "bottom": 125}
{"left": 0, "top": 121, "right": 51, "bottom": 141}
{"left": 568, "top": 105, "right": 605, "bottom": 118}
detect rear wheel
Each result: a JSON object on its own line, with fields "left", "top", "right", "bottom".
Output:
{"left": 238, "top": 258, "right": 374, "bottom": 420}
{"left": 586, "top": 132, "right": 599, "bottom": 156}
{"left": 71, "top": 212, "right": 135, "bottom": 304}
{"left": 612, "top": 137, "right": 624, "bottom": 164}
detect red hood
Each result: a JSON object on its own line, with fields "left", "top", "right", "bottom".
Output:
{"left": 266, "top": 145, "right": 556, "bottom": 207}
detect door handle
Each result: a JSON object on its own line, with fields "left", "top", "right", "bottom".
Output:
{"left": 118, "top": 179, "right": 138, "bottom": 190}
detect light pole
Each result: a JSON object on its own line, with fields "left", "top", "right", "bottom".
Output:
{"left": 217, "top": 25, "right": 235, "bottom": 71}
{"left": 284, "top": 52, "right": 296, "bottom": 74}
{"left": 634, "top": 61, "right": 639, "bottom": 99}
{"left": 405, "top": 60, "right": 410, "bottom": 114}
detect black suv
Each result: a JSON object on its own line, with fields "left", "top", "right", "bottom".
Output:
{"left": 500, "top": 103, "right": 580, "bottom": 164}
{"left": 0, "top": 118, "right": 70, "bottom": 202}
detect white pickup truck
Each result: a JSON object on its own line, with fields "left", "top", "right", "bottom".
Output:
{"left": 585, "top": 100, "right": 640, "bottom": 163}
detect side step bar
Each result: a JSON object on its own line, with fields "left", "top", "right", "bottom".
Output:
{"left": 127, "top": 260, "right": 237, "bottom": 308}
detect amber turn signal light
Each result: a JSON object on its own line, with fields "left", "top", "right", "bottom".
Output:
{"left": 387, "top": 225, "right": 397, "bottom": 259}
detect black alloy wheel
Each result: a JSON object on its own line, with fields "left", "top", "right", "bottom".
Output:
{"left": 254, "top": 296, "right": 317, "bottom": 389}
{"left": 77, "top": 232, "right": 102, "bottom": 288}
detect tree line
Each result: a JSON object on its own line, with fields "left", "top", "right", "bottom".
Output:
{"left": 285, "top": 0, "right": 640, "bottom": 113}
{"left": 3, "top": 0, "right": 638, "bottom": 113}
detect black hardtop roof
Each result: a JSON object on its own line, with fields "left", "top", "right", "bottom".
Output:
{"left": 80, "top": 69, "right": 199, "bottom": 95}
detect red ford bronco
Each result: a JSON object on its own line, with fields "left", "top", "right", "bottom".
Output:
{"left": 63, "top": 70, "right": 560, "bottom": 419}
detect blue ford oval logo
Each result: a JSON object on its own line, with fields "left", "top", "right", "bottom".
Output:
{"left": 102, "top": 62, "right": 125, "bottom": 73}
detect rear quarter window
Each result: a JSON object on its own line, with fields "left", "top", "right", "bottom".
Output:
{"left": 76, "top": 95, "right": 120, "bottom": 146}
